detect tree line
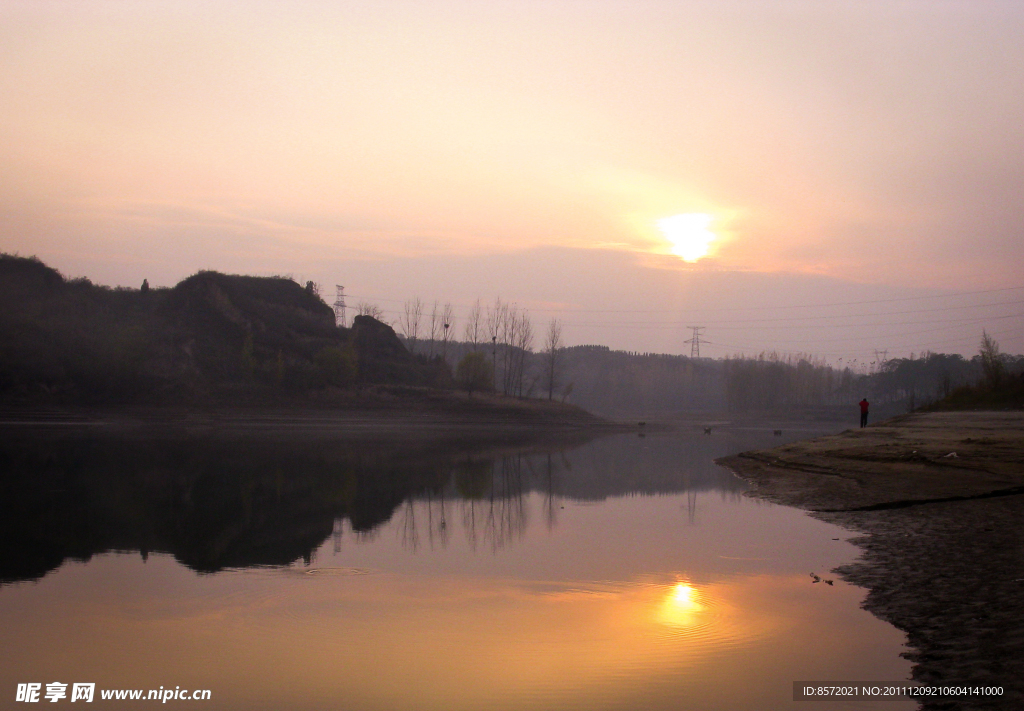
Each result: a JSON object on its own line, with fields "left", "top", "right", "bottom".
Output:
{"left": 355, "top": 286, "right": 1024, "bottom": 418}
{"left": 388, "top": 296, "right": 565, "bottom": 400}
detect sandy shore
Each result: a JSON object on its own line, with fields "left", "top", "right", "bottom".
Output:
{"left": 717, "top": 411, "right": 1024, "bottom": 711}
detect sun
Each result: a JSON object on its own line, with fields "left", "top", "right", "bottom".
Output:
{"left": 657, "top": 213, "right": 717, "bottom": 262}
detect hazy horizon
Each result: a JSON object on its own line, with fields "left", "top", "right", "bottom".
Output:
{"left": 3, "top": 1, "right": 1022, "bottom": 362}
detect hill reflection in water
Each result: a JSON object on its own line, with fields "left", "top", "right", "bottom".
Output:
{"left": 0, "top": 426, "right": 765, "bottom": 584}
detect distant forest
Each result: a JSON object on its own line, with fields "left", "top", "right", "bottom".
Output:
{"left": 2, "top": 254, "right": 1021, "bottom": 416}
{"left": 381, "top": 295, "right": 1024, "bottom": 419}
{"left": 416, "top": 338, "right": 1024, "bottom": 419}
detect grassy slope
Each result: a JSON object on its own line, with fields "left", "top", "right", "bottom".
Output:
{"left": 922, "top": 377, "right": 1024, "bottom": 410}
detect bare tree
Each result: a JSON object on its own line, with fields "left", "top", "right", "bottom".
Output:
{"left": 497, "top": 305, "right": 533, "bottom": 397}
{"left": 512, "top": 309, "right": 534, "bottom": 396}
{"left": 464, "top": 298, "right": 483, "bottom": 351}
{"left": 543, "top": 318, "right": 562, "bottom": 400}
{"left": 440, "top": 302, "right": 455, "bottom": 364}
{"left": 487, "top": 298, "right": 507, "bottom": 392}
{"left": 356, "top": 302, "right": 384, "bottom": 320}
{"left": 499, "top": 302, "right": 518, "bottom": 395}
{"left": 980, "top": 330, "right": 1004, "bottom": 389}
{"left": 400, "top": 297, "right": 423, "bottom": 353}
{"left": 428, "top": 300, "right": 440, "bottom": 357}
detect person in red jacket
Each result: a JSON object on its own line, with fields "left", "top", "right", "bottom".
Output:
{"left": 859, "top": 398, "right": 870, "bottom": 428}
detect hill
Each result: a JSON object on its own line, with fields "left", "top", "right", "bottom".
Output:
{"left": 0, "top": 255, "right": 452, "bottom": 406}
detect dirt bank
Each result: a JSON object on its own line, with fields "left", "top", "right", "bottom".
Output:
{"left": 0, "top": 384, "right": 624, "bottom": 435}
{"left": 718, "top": 411, "right": 1024, "bottom": 711}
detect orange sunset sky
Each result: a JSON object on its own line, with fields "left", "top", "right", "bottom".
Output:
{"left": 2, "top": 1, "right": 1022, "bottom": 360}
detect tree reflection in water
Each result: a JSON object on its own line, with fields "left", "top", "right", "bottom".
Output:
{"left": 0, "top": 427, "right": 751, "bottom": 584}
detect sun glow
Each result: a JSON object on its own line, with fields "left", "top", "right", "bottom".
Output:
{"left": 671, "top": 583, "right": 697, "bottom": 607}
{"left": 657, "top": 582, "right": 705, "bottom": 628}
{"left": 657, "top": 213, "right": 717, "bottom": 262}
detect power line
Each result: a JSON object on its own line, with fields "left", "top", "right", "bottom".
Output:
{"left": 361, "top": 305, "right": 1021, "bottom": 353}
{"left": 710, "top": 321, "right": 1024, "bottom": 358}
{"left": 527, "top": 298, "right": 1024, "bottom": 328}
{"left": 337, "top": 286, "right": 1022, "bottom": 359}
{"left": 340, "top": 283, "right": 1024, "bottom": 316}
{"left": 702, "top": 312, "right": 1022, "bottom": 347}
{"left": 348, "top": 300, "right": 1024, "bottom": 329}
{"left": 447, "top": 309, "right": 1022, "bottom": 333}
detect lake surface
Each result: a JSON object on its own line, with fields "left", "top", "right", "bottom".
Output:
{"left": 0, "top": 423, "right": 914, "bottom": 710}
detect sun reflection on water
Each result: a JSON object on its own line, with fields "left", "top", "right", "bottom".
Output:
{"left": 657, "top": 581, "right": 706, "bottom": 628}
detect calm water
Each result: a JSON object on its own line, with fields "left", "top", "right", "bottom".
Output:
{"left": 0, "top": 424, "right": 914, "bottom": 710}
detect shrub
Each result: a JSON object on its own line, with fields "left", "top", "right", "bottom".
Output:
{"left": 456, "top": 352, "right": 494, "bottom": 396}
{"left": 314, "top": 346, "right": 358, "bottom": 388}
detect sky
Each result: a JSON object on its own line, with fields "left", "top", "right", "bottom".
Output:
{"left": 2, "top": 0, "right": 1022, "bottom": 362}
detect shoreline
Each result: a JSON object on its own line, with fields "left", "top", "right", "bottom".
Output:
{"left": 717, "top": 411, "right": 1024, "bottom": 710}
{"left": 0, "top": 385, "right": 628, "bottom": 435}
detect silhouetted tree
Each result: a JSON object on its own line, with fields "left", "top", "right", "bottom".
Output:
{"left": 400, "top": 297, "right": 423, "bottom": 354}
{"left": 440, "top": 302, "right": 455, "bottom": 364}
{"left": 543, "top": 318, "right": 562, "bottom": 400}
{"left": 428, "top": 300, "right": 440, "bottom": 357}
{"left": 463, "top": 298, "right": 483, "bottom": 351}
{"left": 356, "top": 302, "right": 385, "bottom": 320}
{"left": 980, "top": 330, "right": 1004, "bottom": 389}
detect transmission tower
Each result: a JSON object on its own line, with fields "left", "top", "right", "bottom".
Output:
{"left": 870, "top": 348, "right": 889, "bottom": 374}
{"left": 333, "top": 285, "right": 347, "bottom": 327}
{"left": 685, "top": 326, "right": 706, "bottom": 358}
